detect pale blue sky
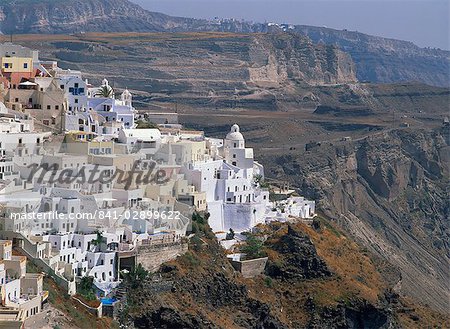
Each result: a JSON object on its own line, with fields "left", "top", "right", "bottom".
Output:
{"left": 132, "top": 0, "right": 449, "bottom": 50}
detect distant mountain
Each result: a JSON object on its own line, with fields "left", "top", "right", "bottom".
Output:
{"left": 0, "top": 0, "right": 196, "bottom": 33}
{"left": 0, "top": 0, "right": 265, "bottom": 34}
{"left": 294, "top": 26, "right": 450, "bottom": 88}
{"left": 0, "top": 0, "right": 448, "bottom": 87}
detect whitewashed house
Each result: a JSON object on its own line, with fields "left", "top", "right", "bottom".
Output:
{"left": 182, "top": 124, "right": 270, "bottom": 232}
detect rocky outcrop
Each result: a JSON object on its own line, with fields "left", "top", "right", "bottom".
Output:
{"left": 307, "top": 298, "right": 395, "bottom": 329}
{"left": 266, "top": 225, "right": 332, "bottom": 279}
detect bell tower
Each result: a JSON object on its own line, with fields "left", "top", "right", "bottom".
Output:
{"left": 121, "top": 88, "right": 132, "bottom": 107}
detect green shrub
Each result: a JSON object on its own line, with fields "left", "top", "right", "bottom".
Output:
{"left": 264, "top": 276, "right": 273, "bottom": 288}
{"left": 191, "top": 235, "right": 204, "bottom": 251}
{"left": 181, "top": 252, "right": 200, "bottom": 267}
{"left": 241, "top": 235, "right": 266, "bottom": 259}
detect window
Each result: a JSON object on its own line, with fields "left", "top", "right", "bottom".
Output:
{"left": 23, "top": 63, "right": 28, "bottom": 69}
{"left": 47, "top": 105, "right": 51, "bottom": 110}
{"left": 60, "top": 85, "right": 64, "bottom": 89}
{"left": 233, "top": 154, "right": 236, "bottom": 158}
{"left": 55, "top": 105, "right": 59, "bottom": 110}
{"left": 74, "top": 83, "right": 79, "bottom": 88}
{"left": 74, "top": 99, "right": 78, "bottom": 104}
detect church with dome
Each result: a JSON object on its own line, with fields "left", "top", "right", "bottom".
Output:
{"left": 182, "top": 124, "right": 270, "bottom": 232}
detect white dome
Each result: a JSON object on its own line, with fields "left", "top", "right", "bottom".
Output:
{"left": 226, "top": 124, "right": 244, "bottom": 141}
{"left": 122, "top": 88, "right": 131, "bottom": 97}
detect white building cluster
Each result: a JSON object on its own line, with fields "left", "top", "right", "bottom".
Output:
{"left": 62, "top": 76, "right": 135, "bottom": 135}
{"left": 0, "top": 240, "right": 47, "bottom": 322}
{"left": 0, "top": 43, "right": 316, "bottom": 323}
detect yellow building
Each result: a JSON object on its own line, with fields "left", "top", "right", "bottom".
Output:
{"left": 1, "top": 57, "right": 33, "bottom": 74}
{"left": 63, "top": 131, "right": 115, "bottom": 155}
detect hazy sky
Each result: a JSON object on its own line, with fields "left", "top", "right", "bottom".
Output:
{"left": 132, "top": 0, "right": 449, "bottom": 50}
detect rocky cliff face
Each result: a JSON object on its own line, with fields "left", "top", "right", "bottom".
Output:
{"left": 18, "top": 32, "right": 356, "bottom": 94}
{"left": 0, "top": 0, "right": 266, "bottom": 34}
{"left": 294, "top": 25, "right": 450, "bottom": 87}
{"left": 261, "top": 127, "right": 449, "bottom": 313}
{"left": 249, "top": 33, "right": 356, "bottom": 86}
{"left": 0, "top": 0, "right": 194, "bottom": 34}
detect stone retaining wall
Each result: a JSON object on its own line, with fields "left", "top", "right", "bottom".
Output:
{"left": 137, "top": 242, "right": 188, "bottom": 272}
{"left": 230, "top": 257, "right": 268, "bottom": 278}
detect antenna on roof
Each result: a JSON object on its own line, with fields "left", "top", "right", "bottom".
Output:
{"left": 10, "top": 33, "right": 13, "bottom": 43}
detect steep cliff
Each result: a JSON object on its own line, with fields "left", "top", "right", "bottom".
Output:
{"left": 249, "top": 33, "right": 356, "bottom": 86}
{"left": 0, "top": 0, "right": 194, "bottom": 34}
{"left": 0, "top": 0, "right": 266, "bottom": 34}
{"left": 260, "top": 127, "right": 449, "bottom": 313}
{"left": 294, "top": 25, "right": 450, "bottom": 87}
